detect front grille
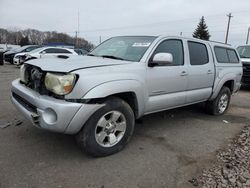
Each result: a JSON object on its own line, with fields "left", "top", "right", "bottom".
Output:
{"left": 242, "top": 63, "right": 250, "bottom": 84}
{"left": 21, "top": 65, "right": 63, "bottom": 99}
{"left": 12, "top": 92, "right": 37, "bottom": 113}
{"left": 22, "top": 65, "right": 48, "bottom": 94}
{"left": 3, "top": 53, "right": 14, "bottom": 63}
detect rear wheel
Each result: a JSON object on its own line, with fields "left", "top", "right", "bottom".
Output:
{"left": 76, "top": 97, "right": 135, "bottom": 157}
{"left": 206, "top": 86, "right": 231, "bottom": 115}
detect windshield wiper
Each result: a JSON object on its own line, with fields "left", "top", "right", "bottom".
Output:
{"left": 87, "top": 53, "right": 95, "bottom": 56}
{"left": 100, "top": 55, "right": 125, "bottom": 60}
{"left": 240, "top": 55, "right": 250, "bottom": 58}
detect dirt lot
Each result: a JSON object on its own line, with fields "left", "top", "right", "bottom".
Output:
{"left": 0, "top": 64, "right": 249, "bottom": 188}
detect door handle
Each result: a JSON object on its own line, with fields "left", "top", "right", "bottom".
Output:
{"left": 207, "top": 70, "right": 213, "bottom": 74}
{"left": 180, "top": 71, "right": 188, "bottom": 76}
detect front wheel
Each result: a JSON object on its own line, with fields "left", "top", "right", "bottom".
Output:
{"left": 76, "top": 97, "right": 135, "bottom": 157}
{"left": 206, "top": 86, "right": 231, "bottom": 115}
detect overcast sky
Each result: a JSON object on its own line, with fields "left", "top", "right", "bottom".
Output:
{"left": 0, "top": 0, "right": 250, "bottom": 46}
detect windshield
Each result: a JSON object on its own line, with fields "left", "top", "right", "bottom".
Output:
{"left": 89, "top": 36, "right": 157, "bottom": 62}
{"left": 15, "top": 45, "right": 37, "bottom": 53}
{"left": 237, "top": 46, "right": 250, "bottom": 58}
{"left": 28, "top": 47, "right": 45, "bottom": 53}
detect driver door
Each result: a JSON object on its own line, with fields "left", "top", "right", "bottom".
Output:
{"left": 145, "top": 39, "right": 188, "bottom": 113}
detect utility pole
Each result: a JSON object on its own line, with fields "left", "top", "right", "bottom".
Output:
{"left": 99, "top": 36, "right": 102, "bottom": 44}
{"left": 75, "top": 31, "right": 78, "bottom": 47}
{"left": 77, "top": 7, "right": 80, "bottom": 47}
{"left": 180, "top": 32, "right": 183, "bottom": 36}
{"left": 225, "top": 13, "right": 233, "bottom": 44}
{"left": 246, "top": 27, "right": 250, "bottom": 44}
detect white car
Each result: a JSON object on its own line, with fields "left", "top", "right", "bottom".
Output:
{"left": 13, "top": 52, "right": 28, "bottom": 65}
{"left": 23, "top": 47, "right": 78, "bottom": 64}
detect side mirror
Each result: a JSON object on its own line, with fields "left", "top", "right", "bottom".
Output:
{"left": 149, "top": 53, "right": 173, "bottom": 67}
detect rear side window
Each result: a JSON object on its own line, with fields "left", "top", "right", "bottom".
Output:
{"left": 227, "top": 49, "right": 239, "bottom": 63}
{"left": 214, "top": 47, "right": 239, "bottom": 63}
{"left": 43, "top": 48, "right": 72, "bottom": 54}
{"left": 188, "top": 41, "right": 209, "bottom": 65}
{"left": 55, "top": 49, "right": 72, "bottom": 54}
{"left": 44, "top": 48, "right": 58, "bottom": 53}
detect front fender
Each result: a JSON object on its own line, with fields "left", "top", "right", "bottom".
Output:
{"left": 83, "top": 80, "right": 145, "bottom": 117}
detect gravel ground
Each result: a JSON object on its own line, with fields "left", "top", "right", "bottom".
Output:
{"left": 190, "top": 125, "right": 250, "bottom": 188}
{"left": 0, "top": 64, "right": 250, "bottom": 188}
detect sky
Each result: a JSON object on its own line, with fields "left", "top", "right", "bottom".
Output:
{"left": 0, "top": 0, "right": 250, "bottom": 46}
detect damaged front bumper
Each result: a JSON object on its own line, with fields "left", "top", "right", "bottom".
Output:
{"left": 11, "top": 79, "right": 103, "bottom": 134}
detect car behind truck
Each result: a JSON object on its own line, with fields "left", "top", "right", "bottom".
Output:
{"left": 237, "top": 45, "right": 250, "bottom": 87}
{"left": 11, "top": 36, "right": 242, "bottom": 157}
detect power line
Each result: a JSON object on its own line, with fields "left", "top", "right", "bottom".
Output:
{"left": 68, "top": 10, "right": 250, "bottom": 34}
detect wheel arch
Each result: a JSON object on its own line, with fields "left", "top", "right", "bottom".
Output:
{"left": 210, "top": 78, "right": 235, "bottom": 100}
{"left": 82, "top": 80, "right": 145, "bottom": 118}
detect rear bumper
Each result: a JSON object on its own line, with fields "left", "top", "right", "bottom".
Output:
{"left": 11, "top": 79, "right": 103, "bottom": 134}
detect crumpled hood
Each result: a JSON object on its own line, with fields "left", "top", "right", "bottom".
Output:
{"left": 25, "top": 56, "right": 133, "bottom": 72}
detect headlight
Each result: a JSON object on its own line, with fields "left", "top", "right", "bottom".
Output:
{"left": 20, "top": 64, "right": 28, "bottom": 83}
{"left": 25, "top": 54, "right": 32, "bottom": 60}
{"left": 44, "top": 73, "right": 77, "bottom": 95}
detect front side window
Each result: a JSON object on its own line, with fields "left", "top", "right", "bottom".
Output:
{"left": 188, "top": 41, "right": 209, "bottom": 65}
{"left": 89, "top": 36, "right": 157, "bottom": 62}
{"left": 151, "top": 39, "right": 184, "bottom": 66}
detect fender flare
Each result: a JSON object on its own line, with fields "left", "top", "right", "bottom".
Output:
{"left": 210, "top": 74, "right": 236, "bottom": 100}
{"left": 82, "top": 79, "right": 145, "bottom": 117}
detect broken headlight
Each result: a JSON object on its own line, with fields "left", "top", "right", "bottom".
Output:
{"left": 44, "top": 73, "right": 76, "bottom": 95}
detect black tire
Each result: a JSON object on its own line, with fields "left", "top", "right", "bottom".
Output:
{"left": 76, "top": 97, "right": 135, "bottom": 157}
{"left": 206, "top": 86, "right": 231, "bottom": 115}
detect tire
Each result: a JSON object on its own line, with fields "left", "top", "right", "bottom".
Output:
{"left": 206, "top": 86, "right": 231, "bottom": 115}
{"left": 76, "top": 97, "right": 135, "bottom": 157}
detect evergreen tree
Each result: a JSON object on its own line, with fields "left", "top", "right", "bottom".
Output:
{"left": 193, "top": 16, "right": 211, "bottom": 40}
{"left": 19, "top": 36, "right": 30, "bottom": 46}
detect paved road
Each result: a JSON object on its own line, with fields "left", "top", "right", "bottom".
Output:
{"left": 0, "top": 64, "right": 249, "bottom": 188}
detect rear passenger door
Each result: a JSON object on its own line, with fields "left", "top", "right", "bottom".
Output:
{"left": 186, "top": 41, "right": 215, "bottom": 103}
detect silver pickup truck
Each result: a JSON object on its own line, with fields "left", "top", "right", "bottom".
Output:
{"left": 11, "top": 36, "right": 242, "bottom": 157}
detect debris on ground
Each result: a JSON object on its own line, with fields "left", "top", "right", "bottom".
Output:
{"left": 14, "top": 119, "right": 23, "bottom": 126}
{"left": 223, "top": 120, "right": 230, "bottom": 124}
{"left": 190, "top": 126, "right": 250, "bottom": 188}
{"left": 189, "top": 177, "right": 199, "bottom": 186}
{"left": 0, "top": 122, "right": 11, "bottom": 129}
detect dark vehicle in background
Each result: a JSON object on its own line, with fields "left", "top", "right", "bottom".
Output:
{"left": 74, "top": 48, "right": 89, "bottom": 55}
{"left": 0, "top": 51, "right": 3, "bottom": 65}
{"left": 3, "top": 45, "right": 40, "bottom": 64}
{"left": 0, "top": 44, "right": 20, "bottom": 65}
{"left": 237, "top": 45, "right": 250, "bottom": 87}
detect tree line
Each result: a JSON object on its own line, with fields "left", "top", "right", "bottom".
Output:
{"left": 0, "top": 17, "right": 210, "bottom": 51}
{"left": 0, "top": 28, "right": 94, "bottom": 50}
